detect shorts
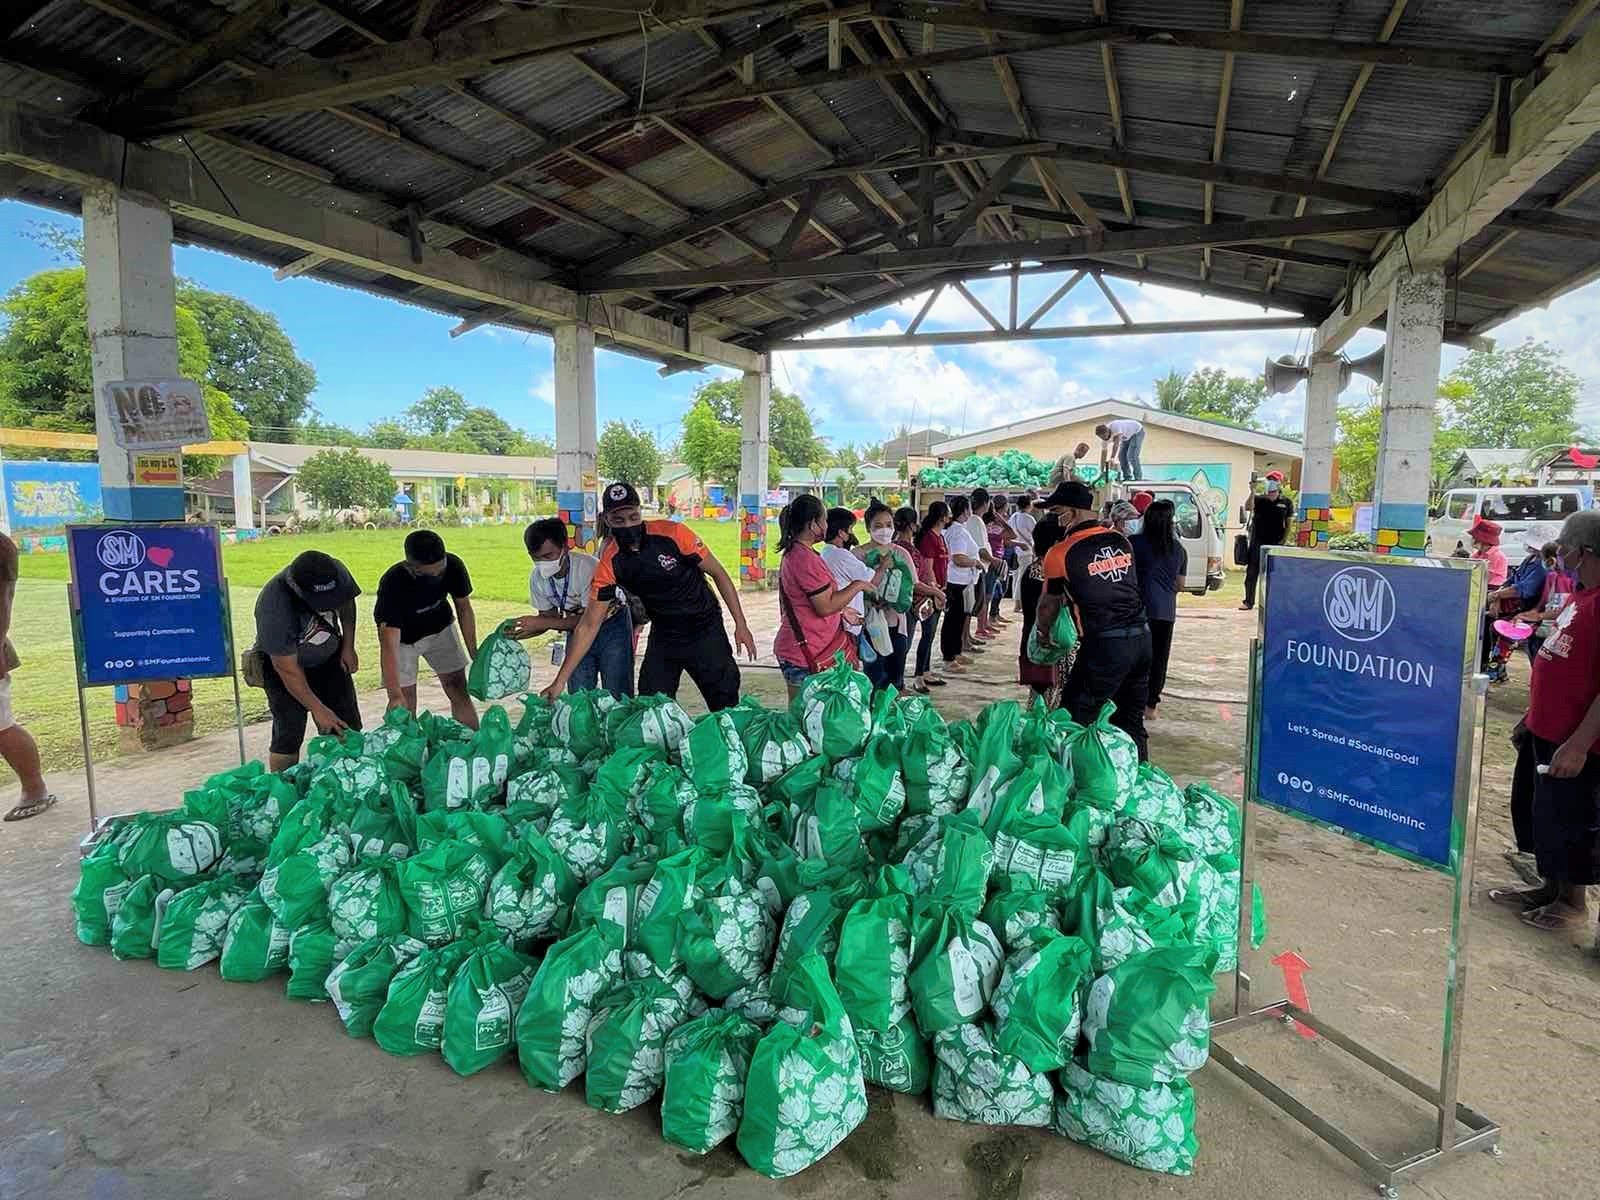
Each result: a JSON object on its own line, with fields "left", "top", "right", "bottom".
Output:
{"left": 394, "top": 626, "right": 470, "bottom": 687}
{"left": 262, "top": 653, "right": 363, "bottom": 757}
{"left": 0, "top": 677, "right": 13, "bottom": 731}
{"left": 779, "top": 661, "right": 812, "bottom": 688}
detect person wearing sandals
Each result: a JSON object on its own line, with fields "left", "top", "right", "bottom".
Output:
{"left": 0, "top": 532, "right": 53, "bottom": 822}
{"left": 773, "top": 496, "right": 884, "bottom": 702}
{"left": 1489, "top": 510, "right": 1600, "bottom": 942}
{"left": 942, "top": 496, "right": 985, "bottom": 674}
{"left": 896, "top": 506, "right": 948, "bottom": 694}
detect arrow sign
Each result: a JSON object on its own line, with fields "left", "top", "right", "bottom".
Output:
{"left": 1271, "top": 950, "right": 1317, "bottom": 1039}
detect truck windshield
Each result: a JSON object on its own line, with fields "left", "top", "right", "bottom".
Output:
{"left": 1481, "top": 492, "right": 1581, "bottom": 522}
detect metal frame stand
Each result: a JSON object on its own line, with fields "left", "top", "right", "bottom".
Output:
{"left": 1211, "top": 638, "right": 1502, "bottom": 1196}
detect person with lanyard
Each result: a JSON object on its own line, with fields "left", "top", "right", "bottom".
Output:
{"left": 941, "top": 495, "right": 984, "bottom": 674}
{"left": 896, "top": 505, "right": 948, "bottom": 694}
{"left": 773, "top": 495, "right": 883, "bottom": 700}
{"left": 540, "top": 482, "right": 756, "bottom": 709}
{"left": 1008, "top": 495, "right": 1038, "bottom": 614}
{"left": 1034, "top": 478, "right": 1152, "bottom": 761}
{"left": 374, "top": 530, "right": 480, "bottom": 729}
{"left": 1240, "top": 473, "right": 1293, "bottom": 611}
{"left": 510, "top": 517, "right": 634, "bottom": 699}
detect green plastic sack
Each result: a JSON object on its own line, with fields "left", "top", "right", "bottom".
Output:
{"left": 681, "top": 711, "right": 749, "bottom": 794}
{"left": 736, "top": 954, "right": 868, "bottom": 1179}
{"left": 722, "top": 973, "right": 779, "bottom": 1028}
{"left": 1104, "top": 818, "right": 1197, "bottom": 908}
{"left": 637, "top": 761, "right": 697, "bottom": 848}
{"left": 908, "top": 899, "right": 1004, "bottom": 1035}
{"left": 219, "top": 895, "right": 292, "bottom": 981}
{"left": 513, "top": 692, "right": 555, "bottom": 756}
{"left": 834, "top": 867, "right": 914, "bottom": 1035}
{"left": 982, "top": 886, "right": 1062, "bottom": 955}
{"left": 318, "top": 754, "right": 390, "bottom": 812}
{"left": 1183, "top": 782, "right": 1241, "bottom": 859}
{"left": 1015, "top": 697, "right": 1080, "bottom": 768}
{"left": 110, "top": 875, "right": 176, "bottom": 961}
{"left": 421, "top": 706, "right": 516, "bottom": 810}
{"left": 415, "top": 808, "right": 511, "bottom": 870}
{"left": 551, "top": 689, "right": 618, "bottom": 758}
{"left": 327, "top": 855, "right": 408, "bottom": 944}
{"left": 991, "top": 808, "right": 1089, "bottom": 898}
{"left": 1124, "top": 762, "right": 1186, "bottom": 827}
{"left": 963, "top": 703, "right": 1024, "bottom": 821}
{"left": 769, "top": 866, "right": 867, "bottom": 1005}
{"left": 792, "top": 654, "right": 873, "bottom": 761}
{"left": 682, "top": 784, "right": 763, "bottom": 856}
{"left": 932, "top": 1021, "right": 1054, "bottom": 1127}
{"left": 767, "top": 754, "right": 828, "bottom": 811}
{"left": 504, "top": 761, "right": 585, "bottom": 828}
{"left": 286, "top": 919, "right": 355, "bottom": 1001}
{"left": 257, "top": 827, "right": 350, "bottom": 928}
{"left": 661, "top": 1008, "right": 763, "bottom": 1154}
{"left": 396, "top": 838, "right": 494, "bottom": 945}
{"left": 546, "top": 776, "right": 631, "bottom": 883}
{"left": 485, "top": 830, "right": 579, "bottom": 949}
{"left": 1072, "top": 866, "right": 1189, "bottom": 973}
{"left": 902, "top": 722, "right": 969, "bottom": 818}
{"left": 326, "top": 933, "right": 428, "bottom": 1037}
{"left": 156, "top": 877, "right": 251, "bottom": 970}
{"left": 1083, "top": 945, "right": 1218, "bottom": 1086}
{"left": 857, "top": 1010, "right": 932, "bottom": 1095}
{"left": 585, "top": 973, "right": 699, "bottom": 1113}
{"left": 570, "top": 856, "right": 655, "bottom": 948}
{"left": 926, "top": 809, "right": 995, "bottom": 912}
{"left": 373, "top": 938, "right": 475, "bottom": 1055}
{"left": 516, "top": 920, "right": 626, "bottom": 1090}
{"left": 789, "top": 779, "right": 867, "bottom": 868}
{"left": 467, "top": 620, "right": 532, "bottom": 700}
{"left": 631, "top": 846, "right": 710, "bottom": 976}
{"left": 362, "top": 706, "right": 428, "bottom": 785}
{"left": 1069, "top": 701, "right": 1140, "bottom": 811}
{"left": 72, "top": 830, "right": 132, "bottom": 946}
{"left": 115, "top": 811, "right": 223, "bottom": 887}
{"left": 678, "top": 877, "right": 776, "bottom": 1000}
{"left": 864, "top": 545, "right": 915, "bottom": 613}
{"left": 1026, "top": 604, "right": 1079, "bottom": 665}
{"left": 442, "top": 929, "right": 538, "bottom": 1076}
{"left": 991, "top": 931, "right": 1093, "bottom": 1071}
{"left": 736, "top": 703, "right": 811, "bottom": 786}
{"left": 1053, "top": 1063, "right": 1197, "bottom": 1176}
{"left": 606, "top": 693, "right": 695, "bottom": 755}
{"left": 977, "top": 754, "right": 1069, "bottom": 837}
{"left": 832, "top": 737, "right": 905, "bottom": 832}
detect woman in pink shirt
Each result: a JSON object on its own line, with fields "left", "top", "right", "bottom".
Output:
{"left": 773, "top": 495, "right": 883, "bottom": 700}
{"left": 1469, "top": 517, "right": 1508, "bottom": 585}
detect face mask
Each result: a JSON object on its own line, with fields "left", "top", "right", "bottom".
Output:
{"left": 1125, "top": 518, "right": 1144, "bottom": 536}
{"left": 612, "top": 524, "right": 645, "bottom": 553}
{"left": 869, "top": 527, "right": 894, "bottom": 545}
{"left": 535, "top": 556, "right": 564, "bottom": 578}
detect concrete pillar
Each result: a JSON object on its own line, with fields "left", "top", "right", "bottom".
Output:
{"left": 553, "top": 322, "right": 598, "bottom": 550}
{"left": 83, "top": 188, "right": 183, "bottom": 521}
{"left": 1295, "top": 352, "right": 1342, "bottom": 547}
{"left": 1373, "top": 270, "right": 1445, "bottom": 558}
{"left": 231, "top": 450, "right": 255, "bottom": 531}
{"left": 737, "top": 364, "right": 772, "bottom": 587}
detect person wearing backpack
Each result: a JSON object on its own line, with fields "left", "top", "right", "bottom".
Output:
{"left": 773, "top": 496, "right": 883, "bottom": 701}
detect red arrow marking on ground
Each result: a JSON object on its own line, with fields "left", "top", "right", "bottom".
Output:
{"left": 1271, "top": 951, "right": 1316, "bottom": 1039}
{"left": 1217, "top": 702, "right": 1234, "bottom": 723}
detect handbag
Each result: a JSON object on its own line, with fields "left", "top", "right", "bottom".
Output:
{"left": 779, "top": 576, "right": 856, "bottom": 672}
{"left": 1233, "top": 533, "right": 1250, "bottom": 567}
{"left": 241, "top": 646, "right": 268, "bottom": 688}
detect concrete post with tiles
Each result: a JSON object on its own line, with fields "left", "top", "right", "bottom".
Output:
{"left": 232, "top": 450, "right": 255, "bottom": 531}
{"left": 1295, "top": 352, "right": 1342, "bottom": 547}
{"left": 553, "top": 321, "right": 598, "bottom": 551}
{"left": 737, "top": 363, "right": 771, "bottom": 587}
{"left": 84, "top": 187, "right": 193, "bottom": 749}
{"left": 1373, "top": 270, "right": 1445, "bottom": 558}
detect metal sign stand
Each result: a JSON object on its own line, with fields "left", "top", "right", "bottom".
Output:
{"left": 1210, "top": 554, "right": 1502, "bottom": 1197}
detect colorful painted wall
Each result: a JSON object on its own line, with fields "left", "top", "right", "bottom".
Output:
{"left": 3, "top": 460, "right": 103, "bottom": 531}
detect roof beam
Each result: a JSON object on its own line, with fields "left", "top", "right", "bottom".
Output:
{"left": 1090, "top": 0, "right": 1141, "bottom": 267}
{"left": 1202, "top": 0, "right": 1244, "bottom": 281}
{"left": 1317, "top": 12, "right": 1600, "bottom": 350}
{"left": 768, "top": 314, "right": 1306, "bottom": 352}
{"left": 132, "top": 0, "right": 289, "bottom": 95}
{"left": 1462, "top": 163, "right": 1600, "bottom": 278}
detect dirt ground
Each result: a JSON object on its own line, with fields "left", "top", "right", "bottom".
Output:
{"left": 2, "top": 590, "right": 1595, "bottom": 1200}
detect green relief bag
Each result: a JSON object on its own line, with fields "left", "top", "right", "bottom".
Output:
{"left": 661, "top": 1008, "right": 763, "bottom": 1155}
{"left": 789, "top": 779, "right": 867, "bottom": 868}
{"left": 110, "top": 875, "right": 180, "bottom": 962}
{"left": 585, "top": 973, "right": 699, "bottom": 1114}
{"left": 485, "top": 830, "right": 579, "bottom": 949}
{"left": 767, "top": 754, "right": 828, "bottom": 811}
{"left": 546, "top": 779, "right": 632, "bottom": 883}
{"left": 1124, "top": 762, "right": 1186, "bottom": 827}
{"left": 963, "top": 703, "right": 1023, "bottom": 822}
{"left": 907, "top": 899, "right": 1004, "bottom": 1036}
{"left": 396, "top": 838, "right": 495, "bottom": 946}
{"left": 72, "top": 832, "right": 131, "bottom": 946}
{"left": 858, "top": 1012, "right": 931, "bottom": 1096}
{"left": 592, "top": 745, "right": 667, "bottom": 808}
{"left": 768, "top": 866, "right": 868, "bottom": 1006}
{"left": 286, "top": 919, "right": 355, "bottom": 1002}
{"left": 1083, "top": 945, "right": 1218, "bottom": 1087}
{"left": 932, "top": 1021, "right": 1054, "bottom": 1128}
{"left": 722, "top": 973, "right": 779, "bottom": 1028}
{"left": 442, "top": 929, "right": 539, "bottom": 1077}
{"left": 864, "top": 545, "right": 915, "bottom": 613}
{"left": 736, "top": 953, "right": 869, "bottom": 1179}
{"left": 637, "top": 761, "right": 697, "bottom": 848}
{"left": 991, "top": 807, "right": 1089, "bottom": 898}
{"left": 1025, "top": 604, "right": 1078, "bottom": 666}
{"left": 257, "top": 828, "right": 350, "bottom": 929}
{"left": 373, "top": 938, "right": 475, "bottom": 1055}
{"left": 606, "top": 693, "right": 696, "bottom": 755}
{"left": 982, "top": 886, "right": 1063, "bottom": 955}
{"left": 570, "top": 856, "right": 656, "bottom": 950}
{"left": 415, "top": 808, "right": 511, "bottom": 871}
{"left": 682, "top": 784, "right": 763, "bottom": 856}
{"left": 516, "top": 920, "right": 626, "bottom": 1090}
{"left": 1015, "top": 697, "right": 1080, "bottom": 768}
{"left": 681, "top": 711, "right": 749, "bottom": 794}
{"left": 318, "top": 754, "right": 390, "bottom": 813}
{"left": 831, "top": 736, "right": 906, "bottom": 832}
{"left": 467, "top": 620, "right": 532, "bottom": 700}
{"left": 551, "top": 689, "right": 619, "bottom": 759}
{"left": 1069, "top": 701, "right": 1140, "bottom": 811}
{"left": 926, "top": 809, "right": 995, "bottom": 912}
{"left": 834, "top": 868, "right": 915, "bottom": 1035}
{"left": 1183, "top": 782, "right": 1241, "bottom": 859}
{"left": 504, "top": 761, "right": 585, "bottom": 829}
{"left": 327, "top": 855, "right": 408, "bottom": 944}
{"left": 220, "top": 895, "right": 293, "bottom": 981}
{"left": 326, "top": 933, "right": 428, "bottom": 1037}
{"left": 1072, "top": 866, "right": 1189, "bottom": 974}
{"left": 156, "top": 877, "right": 252, "bottom": 970}
{"left": 632, "top": 846, "right": 711, "bottom": 977}
{"left": 792, "top": 653, "right": 873, "bottom": 761}
{"left": 991, "top": 930, "right": 1093, "bottom": 1072}
{"left": 978, "top": 754, "right": 1070, "bottom": 837}
{"left": 1105, "top": 818, "right": 1197, "bottom": 909}
{"left": 736, "top": 703, "right": 811, "bottom": 787}
{"left": 421, "top": 706, "right": 516, "bottom": 810}
{"left": 1053, "top": 1062, "right": 1197, "bottom": 1176}
{"left": 115, "top": 811, "right": 223, "bottom": 887}
{"left": 678, "top": 877, "right": 776, "bottom": 1000}
{"left": 362, "top": 706, "right": 428, "bottom": 785}
{"left": 902, "top": 722, "right": 969, "bottom": 818}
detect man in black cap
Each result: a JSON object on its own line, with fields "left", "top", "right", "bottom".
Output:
{"left": 1034, "top": 479, "right": 1152, "bottom": 761}
{"left": 540, "top": 482, "right": 757, "bottom": 710}
{"left": 252, "top": 549, "right": 363, "bottom": 770}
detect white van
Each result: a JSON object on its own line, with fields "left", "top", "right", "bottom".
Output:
{"left": 1427, "top": 486, "right": 1593, "bottom": 553}
{"left": 1111, "top": 479, "right": 1225, "bottom": 595}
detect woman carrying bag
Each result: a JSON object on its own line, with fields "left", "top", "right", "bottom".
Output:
{"left": 773, "top": 496, "right": 885, "bottom": 701}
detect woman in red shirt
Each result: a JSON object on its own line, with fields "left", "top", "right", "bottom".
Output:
{"left": 915, "top": 501, "right": 957, "bottom": 682}
{"left": 895, "top": 506, "right": 948, "bottom": 693}
{"left": 773, "top": 495, "right": 882, "bottom": 700}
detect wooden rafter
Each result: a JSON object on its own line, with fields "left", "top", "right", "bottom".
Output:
{"left": 1092, "top": 0, "right": 1142, "bottom": 267}
{"left": 1203, "top": 0, "right": 1244, "bottom": 281}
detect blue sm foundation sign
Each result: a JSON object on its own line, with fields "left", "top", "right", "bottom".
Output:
{"left": 1255, "top": 550, "right": 1482, "bottom": 872}
{"left": 69, "top": 523, "right": 230, "bottom": 685}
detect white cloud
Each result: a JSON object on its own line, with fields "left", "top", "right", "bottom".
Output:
{"left": 529, "top": 371, "right": 554, "bottom": 405}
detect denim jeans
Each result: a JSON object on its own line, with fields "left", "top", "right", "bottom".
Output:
{"left": 1119, "top": 428, "right": 1145, "bottom": 480}
{"left": 566, "top": 606, "right": 635, "bottom": 698}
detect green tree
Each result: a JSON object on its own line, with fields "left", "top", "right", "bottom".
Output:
{"left": 176, "top": 284, "right": 316, "bottom": 438}
{"left": 1440, "top": 338, "right": 1580, "bottom": 448}
{"left": 296, "top": 447, "right": 397, "bottom": 511}
{"left": 507, "top": 432, "right": 556, "bottom": 457}
{"left": 410, "top": 429, "right": 480, "bottom": 454}
{"left": 296, "top": 409, "right": 362, "bottom": 446}
{"left": 771, "top": 389, "right": 823, "bottom": 469}
{"left": 680, "top": 399, "right": 740, "bottom": 487}
{"left": 1334, "top": 392, "right": 1472, "bottom": 506}
{"left": 365, "top": 419, "right": 412, "bottom": 448}
{"left": 454, "top": 405, "right": 517, "bottom": 454}
{"left": 597, "top": 419, "right": 665, "bottom": 488}
{"left": 174, "top": 307, "right": 249, "bottom": 479}
{"left": 689, "top": 376, "right": 743, "bottom": 425}
{"left": 405, "top": 385, "right": 468, "bottom": 435}
{"left": 1168, "top": 367, "right": 1265, "bottom": 425}
{"left": 1153, "top": 368, "right": 1188, "bottom": 412}
{"left": 832, "top": 444, "right": 865, "bottom": 506}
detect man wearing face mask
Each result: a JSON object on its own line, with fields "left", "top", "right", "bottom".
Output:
{"left": 540, "top": 482, "right": 757, "bottom": 709}
{"left": 1241, "top": 472, "right": 1293, "bottom": 610}
{"left": 510, "top": 517, "right": 634, "bottom": 699}
{"left": 375, "top": 529, "right": 479, "bottom": 728}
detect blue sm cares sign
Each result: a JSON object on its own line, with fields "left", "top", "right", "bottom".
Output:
{"left": 69, "top": 523, "right": 231, "bottom": 685}
{"left": 1254, "top": 549, "right": 1483, "bottom": 872}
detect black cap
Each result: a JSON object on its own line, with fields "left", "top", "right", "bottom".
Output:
{"left": 601, "top": 481, "right": 640, "bottom": 512}
{"left": 1040, "top": 479, "right": 1095, "bottom": 510}
{"left": 288, "top": 550, "right": 358, "bottom": 607}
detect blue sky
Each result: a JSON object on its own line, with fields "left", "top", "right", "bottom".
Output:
{"left": 4, "top": 198, "right": 1597, "bottom": 449}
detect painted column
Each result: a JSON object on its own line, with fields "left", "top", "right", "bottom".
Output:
{"left": 737, "top": 363, "right": 771, "bottom": 587}
{"left": 1295, "top": 352, "right": 1342, "bottom": 547}
{"left": 83, "top": 187, "right": 183, "bottom": 521}
{"left": 553, "top": 322, "right": 598, "bottom": 550}
{"left": 1373, "top": 270, "right": 1445, "bottom": 558}
{"left": 231, "top": 450, "right": 256, "bottom": 533}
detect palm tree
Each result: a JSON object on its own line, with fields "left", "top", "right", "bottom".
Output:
{"left": 1154, "top": 369, "right": 1188, "bottom": 412}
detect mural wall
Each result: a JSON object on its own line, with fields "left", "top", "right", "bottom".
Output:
{"left": 3, "top": 460, "right": 103, "bottom": 531}
{"left": 1137, "top": 463, "right": 1232, "bottom": 518}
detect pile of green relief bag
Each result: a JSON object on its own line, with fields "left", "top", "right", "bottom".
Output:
{"left": 71, "top": 656, "right": 1266, "bottom": 1179}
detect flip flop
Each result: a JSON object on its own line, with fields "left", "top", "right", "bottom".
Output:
{"left": 3, "top": 794, "right": 57, "bottom": 821}
{"left": 925, "top": 676, "right": 949, "bottom": 687}
{"left": 1487, "top": 885, "right": 1553, "bottom": 910}
{"left": 1521, "top": 902, "right": 1589, "bottom": 932}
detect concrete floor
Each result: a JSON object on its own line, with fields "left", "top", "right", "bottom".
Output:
{"left": 1, "top": 596, "right": 1595, "bottom": 1200}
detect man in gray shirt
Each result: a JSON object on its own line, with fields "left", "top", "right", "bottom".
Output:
{"left": 253, "top": 550, "right": 362, "bottom": 770}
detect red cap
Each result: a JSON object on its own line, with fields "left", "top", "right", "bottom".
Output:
{"left": 1130, "top": 491, "right": 1155, "bottom": 514}
{"left": 1264, "top": 470, "right": 1285, "bottom": 482}
{"left": 1469, "top": 516, "right": 1502, "bottom": 547}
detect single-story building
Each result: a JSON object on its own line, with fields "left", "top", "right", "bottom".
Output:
{"left": 880, "top": 428, "right": 950, "bottom": 466}
{"left": 1537, "top": 445, "right": 1600, "bottom": 488}
{"left": 1440, "top": 448, "right": 1540, "bottom": 490}
{"left": 930, "top": 400, "right": 1302, "bottom": 529}
{"left": 778, "top": 465, "right": 909, "bottom": 506}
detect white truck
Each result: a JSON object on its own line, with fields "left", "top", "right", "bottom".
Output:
{"left": 1427, "top": 485, "right": 1593, "bottom": 553}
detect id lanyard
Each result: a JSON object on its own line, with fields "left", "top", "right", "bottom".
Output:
{"left": 550, "top": 564, "right": 574, "bottom": 666}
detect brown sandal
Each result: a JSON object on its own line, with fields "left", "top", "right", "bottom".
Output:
{"left": 1487, "top": 886, "right": 1553, "bottom": 911}
{"left": 1521, "top": 902, "right": 1589, "bottom": 932}
{"left": 3, "top": 794, "right": 57, "bottom": 821}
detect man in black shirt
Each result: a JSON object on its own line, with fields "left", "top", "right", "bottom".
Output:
{"left": 1036, "top": 479, "right": 1152, "bottom": 761}
{"left": 375, "top": 529, "right": 479, "bottom": 728}
{"left": 1241, "top": 474, "right": 1294, "bottom": 610}
{"left": 540, "top": 482, "right": 757, "bottom": 710}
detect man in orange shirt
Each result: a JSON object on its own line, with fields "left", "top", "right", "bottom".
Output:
{"left": 1035, "top": 479, "right": 1152, "bottom": 761}
{"left": 540, "top": 482, "right": 757, "bottom": 709}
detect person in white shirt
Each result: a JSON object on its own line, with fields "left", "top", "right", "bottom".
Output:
{"left": 1095, "top": 417, "right": 1146, "bottom": 481}
{"left": 964, "top": 487, "right": 998, "bottom": 648}
{"left": 1009, "top": 494, "right": 1038, "bottom": 613}
{"left": 508, "top": 517, "right": 635, "bottom": 698}
{"left": 819, "top": 505, "right": 874, "bottom": 621}
{"left": 941, "top": 494, "right": 984, "bottom": 671}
